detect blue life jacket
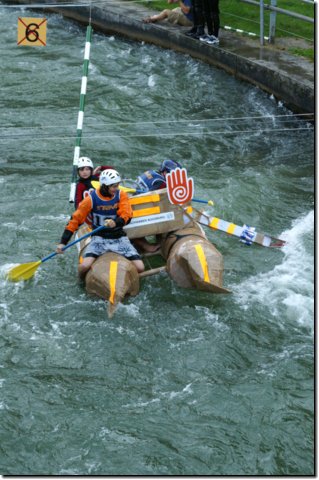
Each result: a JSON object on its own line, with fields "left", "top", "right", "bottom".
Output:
{"left": 136, "top": 170, "right": 166, "bottom": 192}
{"left": 90, "top": 189, "right": 120, "bottom": 230}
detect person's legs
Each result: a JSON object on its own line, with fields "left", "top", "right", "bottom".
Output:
{"left": 78, "top": 256, "right": 96, "bottom": 279}
{"left": 131, "top": 259, "right": 145, "bottom": 273}
{"left": 143, "top": 9, "right": 170, "bottom": 23}
{"left": 104, "top": 237, "right": 145, "bottom": 273}
{"left": 82, "top": 235, "right": 145, "bottom": 275}
{"left": 167, "top": 8, "right": 191, "bottom": 25}
{"left": 185, "top": 0, "right": 197, "bottom": 34}
{"left": 177, "top": 13, "right": 193, "bottom": 26}
{"left": 185, "top": 0, "right": 205, "bottom": 37}
{"left": 211, "top": 0, "right": 220, "bottom": 37}
{"left": 79, "top": 236, "right": 105, "bottom": 279}
{"left": 199, "top": 0, "right": 219, "bottom": 44}
{"left": 202, "top": 0, "right": 213, "bottom": 35}
{"left": 185, "top": 25, "right": 197, "bottom": 35}
{"left": 133, "top": 237, "right": 160, "bottom": 253}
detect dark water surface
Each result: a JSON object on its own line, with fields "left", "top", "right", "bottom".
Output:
{"left": 0, "top": 7, "right": 314, "bottom": 475}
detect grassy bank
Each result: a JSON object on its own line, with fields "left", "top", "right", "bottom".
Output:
{"left": 142, "top": 0, "right": 314, "bottom": 59}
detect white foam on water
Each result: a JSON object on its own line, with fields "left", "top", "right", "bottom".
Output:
{"left": 122, "top": 397, "right": 161, "bottom": 409}
{"left": 0, "top": 303, "right": 10, "bottom": 325}
{"left": 148, "top": 74, "right": 156, "bottom": 87}
{"left": 234, "top": 211, "right": 314, "bottom": 330}
{"left": 116, "top": 325, "right": 136, "bottom": 337}
{"left": 30, "top": 214, "right": 69, "bottom": 222}
{"left": 115, "top": 83, "right": 135, "bottom": 96}
{"left": 122, "top": 383, "right": 193, "bottom": 409}
{"left": 167, "top": 383, "right": 193, "bottom": 400}
{"left": 3, "top": 222, "right": 29, "bottom": 231}
{"left": 195, "top": 306, "right": 230, "bottom": 332}
{"left": 141, "top": 54, "right": 152, "bottom": 65}
{"left": 99, "top": 427, "right": 136, "bottom": 444}
{"left": 116, "top": 302, "right": 141, "bottom": 318}
{"left": 0, "top": 264, "right": 25, "bottom": 292}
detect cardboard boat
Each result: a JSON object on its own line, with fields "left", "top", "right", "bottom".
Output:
{"left": 74, "top": 188, "right": 230, "bottom": 315}
{"left": 161, "top": 220, "right": 230, "bottom": 294}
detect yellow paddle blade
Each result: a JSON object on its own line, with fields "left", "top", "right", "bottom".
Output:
{"left": 6, "top": 261, "right": 42, "bottom": 282}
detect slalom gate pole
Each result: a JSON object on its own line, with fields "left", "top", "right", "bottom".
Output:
{"left": 69, "top": 24, "right": 92, "bottom": 203}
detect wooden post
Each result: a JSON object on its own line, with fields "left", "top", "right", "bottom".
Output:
{"left": 139, "top": 266, "right": 167, "bottom": 278}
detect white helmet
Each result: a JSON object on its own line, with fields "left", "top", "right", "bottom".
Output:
{"left": 100, "top": 169, "right": 122, "bottom": 186}
{"left": 77, "top": 156, "right": 94, "bottom": 169}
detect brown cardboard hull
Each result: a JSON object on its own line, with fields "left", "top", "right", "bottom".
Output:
{"left": 75, "top": 224, "right": 140, "bottom": 316}
{"left": 85, "top": 252, "right": 140, "bottom": 317}
{"left": 161, "top": 221, "right": 231, "bottom": 294}
{"left": 74, "top": 192, "right": 230, "bottom": 314}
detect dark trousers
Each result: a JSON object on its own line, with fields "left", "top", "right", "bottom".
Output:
{"left": 192, "top": 0, "right": 205, "bottom": 28}
{"left": 203, "top": 0, "right": 220, "bottom": 37}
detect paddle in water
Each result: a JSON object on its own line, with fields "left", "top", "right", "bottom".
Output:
{"left": 6, "top": 225, "right": 105, "bottom": 282}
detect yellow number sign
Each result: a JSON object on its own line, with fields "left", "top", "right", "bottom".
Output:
{"left": 17, "top": 17, "right": 47, "bottom": 46}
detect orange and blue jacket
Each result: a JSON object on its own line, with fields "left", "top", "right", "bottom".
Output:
{"left": 60, "top": 188, "right": 133, "bottom": 245}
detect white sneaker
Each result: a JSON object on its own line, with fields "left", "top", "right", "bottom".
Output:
{"left": 199, "top": 34, "right": 210, "bottom": 42}
{"left": 206, "top": 35, "right": 219, "bottom": 45}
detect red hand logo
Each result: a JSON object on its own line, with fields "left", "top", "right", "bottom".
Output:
{"left": 166, "top": 168, "right": 194, "bottom": 205}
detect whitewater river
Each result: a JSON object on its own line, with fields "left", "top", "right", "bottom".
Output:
{"left": 0, "top": 6, "right": 314, "bottom": 475}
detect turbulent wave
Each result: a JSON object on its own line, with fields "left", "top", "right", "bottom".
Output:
{"left": 234, "top": 211, "right": 314, "bottom": 329}
{"left": 0, "top": 9, "right": 314, "bottom": 475}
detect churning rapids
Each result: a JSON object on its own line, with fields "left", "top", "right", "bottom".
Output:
{"left": 0, "top": 7, "right": 314, "bottom": 475}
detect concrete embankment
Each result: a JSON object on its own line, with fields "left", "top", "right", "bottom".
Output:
{"left": 9, "top": 0, "right": 314, "bottom": 114}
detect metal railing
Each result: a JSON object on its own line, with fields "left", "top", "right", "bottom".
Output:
{"left": 239, "top": 0, "right": 314, "bottom": 45}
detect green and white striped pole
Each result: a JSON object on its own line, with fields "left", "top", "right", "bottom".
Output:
{"left": 69, "top": 24, "right": 93, "bottom": 203}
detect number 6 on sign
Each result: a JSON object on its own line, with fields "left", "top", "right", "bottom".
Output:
{"left": 166, "top": 168, "right": 194, "bottom": 205}
{"left": 17, "top": 17, "right": 47, "bottom": 47}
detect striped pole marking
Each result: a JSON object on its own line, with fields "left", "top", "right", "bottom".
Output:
{"left": 69, "top": 25, "right": 92, "bottom": 203}
{"left": 223, "top": 25, "right": 269, "bottom": 41}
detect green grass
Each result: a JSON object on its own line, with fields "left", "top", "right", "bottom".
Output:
{"left": 141, "top": 0, "right": 314, "bottom": 59}
{"left": 222, "top": 0, "right": 314, "bottom": 40}
{"left": 288, "top": 47, "right": 314, "bottom": 60}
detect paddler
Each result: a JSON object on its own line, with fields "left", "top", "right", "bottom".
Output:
{"left": 133, "top": 159, "right": 183, "bottom": 253}
{"left": 136, "top": 159, "right": 182, "bottom": 192}
{"left": 56, "top": 169, "right": 145, "bottom": 278}
{"left": 75, "top": 156, "right": 113, "bottom": 208}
